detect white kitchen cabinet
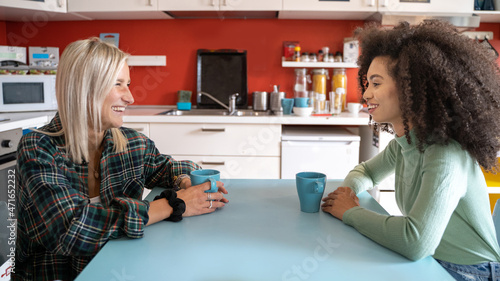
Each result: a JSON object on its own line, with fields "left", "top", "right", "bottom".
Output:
{"left": 159, "top": 0, "right": 282, "bottom": 11}
{"left": 171, "top": 155, "right": 280, "bottom": 179}
{"left": 123, "top": 122, "right": 150, "bottom": 138}
{"left": 378, "top": 0, "right": 474, "bottom": 14}
{"left": 149, "top": 123, "right": 282, "bottom": 179}
{"left": 67, "top": 0, "right": 171, "bottom": 19}
{"left": 280, "top": 0, "right": 376, "bottom": 20}
{"left": 0, "top": 0, "right": 66, "bottom": 12}
{"left": 280, "top": 0, "right": 475, "bottom": 20}
{"left": 282, "top": 0, "right": 376, "bottom": 12}
{"left": 68, "top": 0, "right": 157, "bottom": 12}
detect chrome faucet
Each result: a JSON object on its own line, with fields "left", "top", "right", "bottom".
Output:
{"left": 198, "top": 92, "right": 239, "bottom": 115}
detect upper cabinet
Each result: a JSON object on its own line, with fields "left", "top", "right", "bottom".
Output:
{"left": 67, "top": 0, "right": 171, "bottom": 19}
{"left": 378, "top": 0, "right": 474, "bottom": 14}
{"left": 280, "top": 0, "right": 377, "bottom": 20}
{"left": 0, "top": 0, "right": 66, "bottom": 12}
{"left": 280, "top": 0, "right": 475, "bottom": 20}
{"left": 159, "top": 0, "right": 282, "bottom": 11}
{"left": 283, "top": 0, "right": 376, "bottom": 12}
{"left": 68, "top": 0, "right": 157, "bottom": 12}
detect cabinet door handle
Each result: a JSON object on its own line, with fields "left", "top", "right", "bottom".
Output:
{"left": 380, "top": 0, "right": 389, "bottom": 7}
{"left": 147, "top": 0, "right": 153, "bottom": 6}
{"left": 222, "top": 0, "right": 227, "bottom": 6}
{"left": 57, "top": 0, "right": 63, "bottom": 8}
{"left": 201, "top": 161, "right": 226, "bottom": 165}
{"left": 367, "top": 0, "right": 375, "bottom": 7}
{"left": 211, "top": 0, "right": 216, "bottom": 6}
{"left": 201, "top": 128, "right": 225, "bottom": 132}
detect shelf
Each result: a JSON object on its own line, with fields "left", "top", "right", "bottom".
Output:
{"left": 474, "top": 11, "right": 500, "bottom": 23}
{"left": 281, "top": 59, "right": 357, "bottom": 69}
{"left": 127, "top": 55, "right": 166, "bottom": 66}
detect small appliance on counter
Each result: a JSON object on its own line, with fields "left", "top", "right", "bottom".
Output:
{"left": 0, "top": 46, "right": 29, "bottom": 75}
{"left": 196, "top": 49, "right": 248, "bottom": 109}
{"left": 0, "top": 75, "right": 57, "bottom": 112}
{"left": 28, "top": 46, "right": 59, "bottom": 75}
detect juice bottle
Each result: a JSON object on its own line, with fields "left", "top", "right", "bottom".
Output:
{"left": 333, "top": 68, "right": 347, "bottom": 111}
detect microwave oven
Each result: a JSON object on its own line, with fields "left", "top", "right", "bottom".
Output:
{"left": 0, "top": 75, "right": 57, "bottom": 112}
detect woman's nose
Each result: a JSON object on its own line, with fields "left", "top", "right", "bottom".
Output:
{"left": 124, "top": 89, "right": 135, "bottom": 105}
{"left": 362, "top": 88, "right": 372, "bottom": 102}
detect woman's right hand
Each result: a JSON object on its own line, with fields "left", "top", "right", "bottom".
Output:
{"left": 176, "top": 181, "right": 228, "bottom": 217}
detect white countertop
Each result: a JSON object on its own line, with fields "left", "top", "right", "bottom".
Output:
{"left": 0, "top": 105, "right": 370, "bottom": 133}
{"left": 123, "top": 105, "right": 371, "bottom": 125}
{"left": 0, "top": 111, "right": 56, "bottom": 132}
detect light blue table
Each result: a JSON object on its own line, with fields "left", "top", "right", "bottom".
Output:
{"left": 76, "top": 179, "right": 453, "bottom": 281}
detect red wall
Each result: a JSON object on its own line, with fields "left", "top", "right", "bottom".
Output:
{"left": 4, "top": 19, "right": 500, "bottom": 106}
{"left": 5, "top": 19, "right": 363, "bottom": 106}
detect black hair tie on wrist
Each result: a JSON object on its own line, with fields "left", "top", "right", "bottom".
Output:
{"left": 154, "top": 189, "right": 186, "bottom": 222}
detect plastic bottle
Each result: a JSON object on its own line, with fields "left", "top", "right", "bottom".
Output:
{"left": 333, "top": 68, "right": 347, "bottom": 111}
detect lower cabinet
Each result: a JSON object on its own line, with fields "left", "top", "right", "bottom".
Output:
{"left": 171, "top": 155, "right": 280, "bottom": 179}
{"left": 149, "top": 123, "right": 282, "bottom": 179}
{"left": 123, "top": 122, "right": 150, "bottom": 137}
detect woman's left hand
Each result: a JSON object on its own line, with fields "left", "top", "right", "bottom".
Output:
{"left": 321, "top": 186, "right": 360, "bottom": 220}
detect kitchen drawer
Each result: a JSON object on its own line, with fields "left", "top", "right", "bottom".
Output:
{"left": 171, "top": 155, "right": 280, "bottom": 179}
{"left": 123, "top": 122, "right": 150, "bottom": 138}
{"left": 150, "top": 123, "right": 281, "bottom": 157}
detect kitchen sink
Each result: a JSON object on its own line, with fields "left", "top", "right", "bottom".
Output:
{"left": 157, "top": 109, "right": 272, "bottom": 116}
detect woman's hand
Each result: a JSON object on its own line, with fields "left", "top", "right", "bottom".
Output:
{"left": 321, "top": 186, "right": 359, "bottom": 220}
{"left": 179, "top": 177, "right": 192, "bottom": 189}
{"left": 176, "top": 181, "right": 228, "bottom": 217}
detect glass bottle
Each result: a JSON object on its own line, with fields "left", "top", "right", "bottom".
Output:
{"left": 312, "top": 68, "right": 329, "bottom": 111}
{"left": 333, "top": 68, "right": 347, "bottom": 111}
{"left": 300, "top": 52, "right": 310, "bottom": 62}
{"left": 293, "top": 68, "right": 310, "bottom": 98}
{"left": 293, "top": 46, "right": 301, "bottom": 62}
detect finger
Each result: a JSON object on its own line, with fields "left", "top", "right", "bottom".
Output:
{"left": 211, "top": 201, "right": 226, "bottom": 209}
{"left": 195, "top": 181, "right": 213, "bottom": 191}
{"left": 216, "top": 181, "right": 228, "bottom": 194}
{"left": 210, "top": 191, "right": 229, "bottom": 203}
{"left": 204, "top": 200, "right": 225, "bottom": 211}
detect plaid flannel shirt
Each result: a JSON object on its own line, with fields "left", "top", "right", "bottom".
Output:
{"left": 13, "top": 114, "right": 200, "bottom": 281}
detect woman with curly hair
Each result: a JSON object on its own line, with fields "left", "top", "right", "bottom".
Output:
{"left": 322, "top": 20, "right": 500, "bottom": 280}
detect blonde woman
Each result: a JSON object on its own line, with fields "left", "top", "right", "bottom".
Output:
{"left": 13, "top": 38, "right": 228, "bottom": 281}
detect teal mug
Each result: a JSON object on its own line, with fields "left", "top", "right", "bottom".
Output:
{"left": 296, "top": 172, "right": 327, "bottom": 213}
{"left": 190, "top": 169, "right": 220, "bottom": 193}
{"left": 281, "top": 98, "right": 294, "bottom": 115}
{"left": 294, "top": 97, "right": 310, "bottom": 108}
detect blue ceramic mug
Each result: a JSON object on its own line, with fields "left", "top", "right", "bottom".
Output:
{"left": 296, "top": 172, "right": 327, "bottom": 213}
{"left": 190, "top": 169, "right": 220, "bottom": 193}
{"left": 294, "top": 97, "right": 310, "bottom": 108}
{"left": 281, "top": 98, "right": 294, "bottom": 115}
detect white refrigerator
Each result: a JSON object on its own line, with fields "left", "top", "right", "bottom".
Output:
{"left": 281, "top": 126, "right": 360, "bottom": 180}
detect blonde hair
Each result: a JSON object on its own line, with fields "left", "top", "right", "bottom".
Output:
{"left": 49, "top": 37, "right": 129, "bottom": 164}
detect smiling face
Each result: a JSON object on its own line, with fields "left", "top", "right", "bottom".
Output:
{"left": 100, "top": 62, "right": 134, "bottom": 131}
{"left": 363, "top": 56, "right": 405, "bottom": 136}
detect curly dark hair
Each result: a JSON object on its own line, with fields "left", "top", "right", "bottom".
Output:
{"left": 356, "top": 20, "right": 500, "bottom": 172}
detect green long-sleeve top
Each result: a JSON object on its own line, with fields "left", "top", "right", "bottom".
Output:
{"left": 342, "top": 130, "right": 500, "bottom": 264}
